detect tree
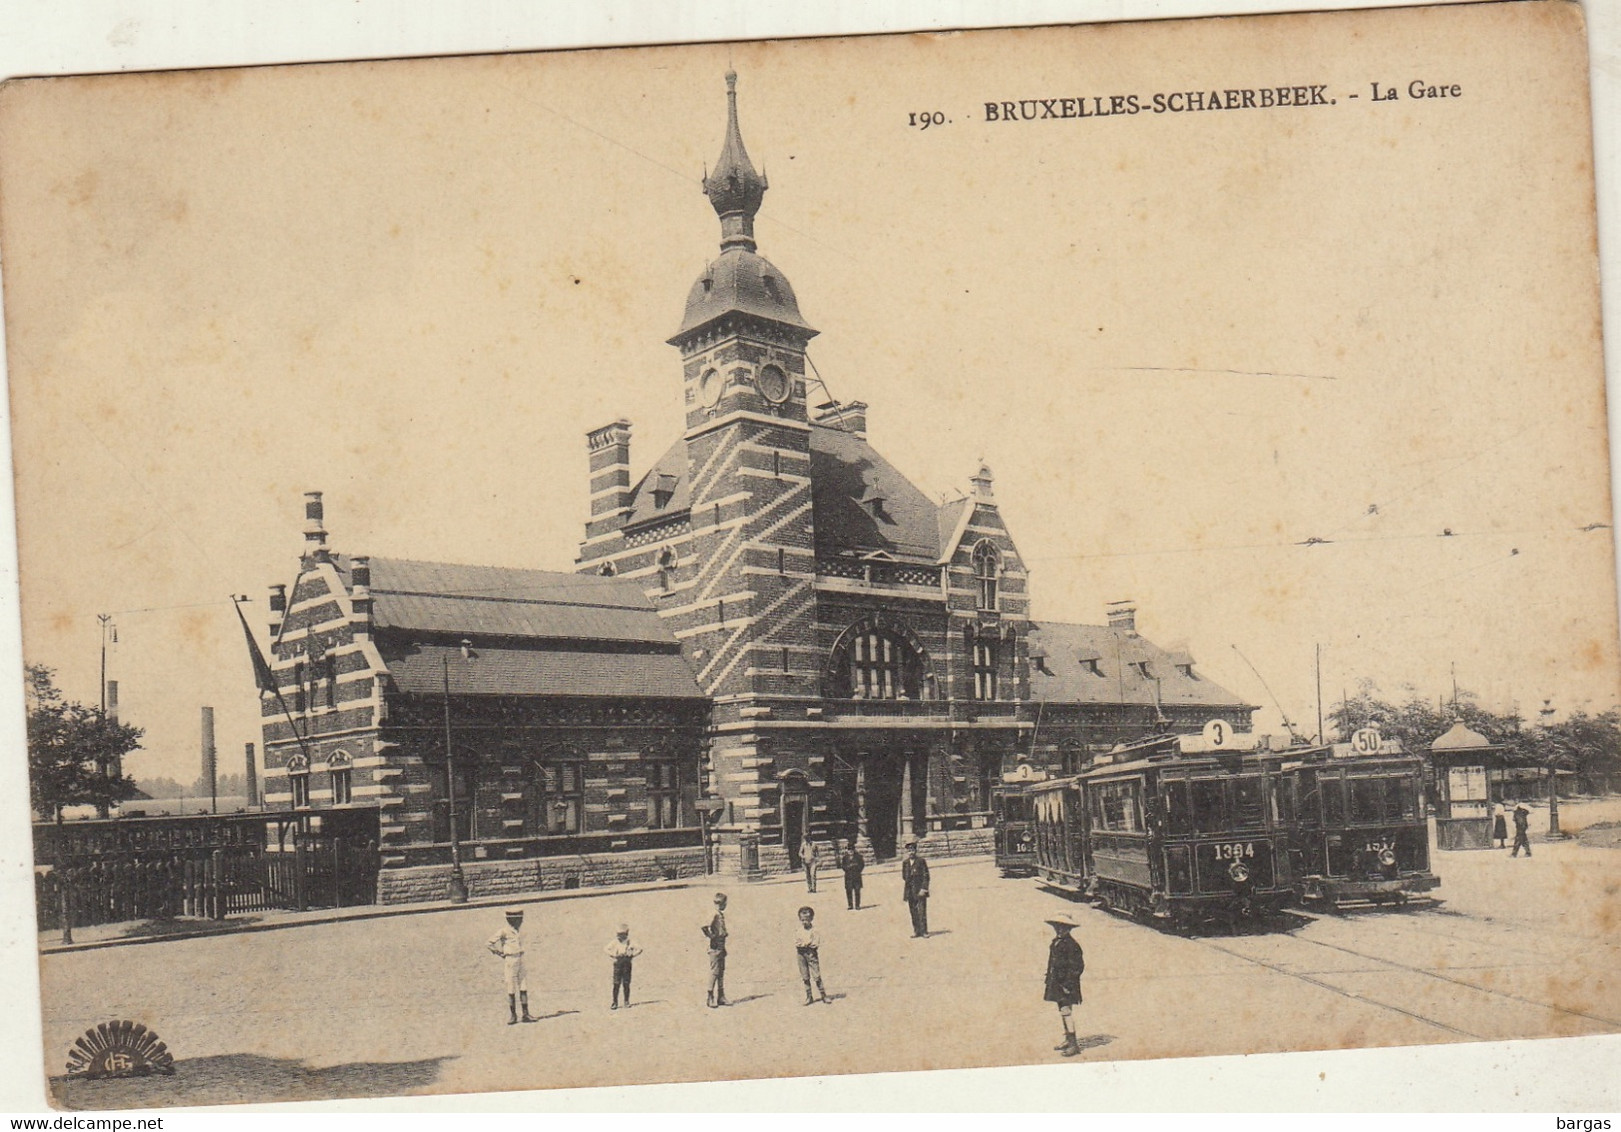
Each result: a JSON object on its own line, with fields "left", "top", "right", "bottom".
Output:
{"left": 26, "top": 664, "right": 144, "bottom": 821}
{"left": 1327, "top": 679, "right": 1526, "bottom": 755}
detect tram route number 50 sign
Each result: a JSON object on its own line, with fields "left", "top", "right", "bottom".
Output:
{"left": 1350, "top": 728, "right": 1384, "bottom": 755}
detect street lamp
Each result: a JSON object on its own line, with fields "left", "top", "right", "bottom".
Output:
{"left": 1540, "top": 698, "right": 1561, "bottom": 837}
{"left": 443, "top": 639, "right": 477, "bottom": 904}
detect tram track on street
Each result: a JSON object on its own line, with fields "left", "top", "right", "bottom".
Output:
{"left": 1191, "top": 923, "right": 1621, "bottom": 1039}
{"left": 1191, "top": 936, "right": 1486, "bottom": 1039}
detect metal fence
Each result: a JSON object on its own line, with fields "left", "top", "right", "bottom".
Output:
{"left": 35, "top": 836, "right": 379, "bottom": 932}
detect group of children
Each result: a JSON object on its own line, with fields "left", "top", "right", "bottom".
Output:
{"left": 490, "top": 896, "right": 1089, "bottom": 1058}
{"left": 486, "top": 897, "right": 834, "bottom": 1024}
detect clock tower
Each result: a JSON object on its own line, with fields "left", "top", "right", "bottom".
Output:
{"left": 664, "top": 71, "right": 820, "bottom": 702}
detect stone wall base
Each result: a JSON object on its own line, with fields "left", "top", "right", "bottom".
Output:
{"left": 377, "top": 847, "right": 708, "bottom": 905}
{"left": 710, "top": 827, "right": 995, "bottom": 881}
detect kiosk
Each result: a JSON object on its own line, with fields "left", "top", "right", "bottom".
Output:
{"left": 1429, "top": 722, "right": 1502, "bottom": 850}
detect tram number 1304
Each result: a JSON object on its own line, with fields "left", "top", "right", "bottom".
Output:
{"left": 1212, "top": 842, "right": 1256, "bottom": 861}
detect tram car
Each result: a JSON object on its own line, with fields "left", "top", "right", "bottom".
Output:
{"left": 992, "top": 777, "right": 1040, "bottom": 876}
{"left": 1284, "top": 730, "right": 1439, "bottom": 908}
{"left": 1031, "top": 724, "right": 1311, "bottom": 929}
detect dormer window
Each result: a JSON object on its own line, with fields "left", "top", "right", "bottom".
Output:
{"left": 653, "top": 473, "right": 678, "bottom": 509}
{"left": 1177, "top": 663, "right": 1198, "bottom": 680}
{"left": 1133, "top": 661, "right": 1155, "bottom": 680}
{"left": 1079, "top": 656, "right": 1104, "bottom": 677}
{"left": 972, "top": 542, "right": 1000, "bottom": 612}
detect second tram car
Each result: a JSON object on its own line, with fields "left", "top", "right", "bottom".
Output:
{"left": 992, "top": 782, "right": 1039, "bottom": 875}
{"left": 1032, "top": 728, "right": 1309, "bottom": 929}
{"left": 1285, "top": 735, "right": 1440, "bottom": 908}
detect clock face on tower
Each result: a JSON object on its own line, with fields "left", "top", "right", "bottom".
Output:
{"left": 699, "top": 368, "right": 725, "bottom": 409}
{"left": 758, "top": 363, "right": 789, "bottom": 404}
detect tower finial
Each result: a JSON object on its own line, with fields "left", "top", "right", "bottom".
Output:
{"left": 703, "top": 70, "right": 767, "bottom": 253}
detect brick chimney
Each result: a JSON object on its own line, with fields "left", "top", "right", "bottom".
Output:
{"left": 971, "top": 462, "right": 995, "bottom": 502}
{"left": 349, "top": 555, "right": 373, "bottom": 639}
{"left": 303, "top": 490, "right": 329, "bottom": 562}
{"left": 1106, "top": 601, "right": 1137, "bottom": 635}
{"left": 814, "top": 400, "right": 868, "bottom": 439}
{"left": 268, "top": 584, "right": 287, "bottom": 638}
{"left": 586, "top": 420, "right": 634, "bottom": 539}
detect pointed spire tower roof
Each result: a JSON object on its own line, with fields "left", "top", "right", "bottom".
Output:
{"left": 672, "top": 71, "right": 816, "bottom": 345}
{"left": 703, "top": 69, "right": 768, "bottom": 253}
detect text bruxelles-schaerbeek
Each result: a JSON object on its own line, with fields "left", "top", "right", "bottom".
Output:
{"left": 984, "top": 86, "right": 1331, "bottom": 119}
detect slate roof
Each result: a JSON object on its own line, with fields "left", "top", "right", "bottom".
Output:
{"left": 362, "top": 557, "right": 676, "bottom": 646}
{"left": 383, "top": 639, "right": 705, "bottom": 700}
{"left": 620, "top": 424, "right": 947, "bottom": 561}
{"left": 1026, "top": 621, "right": 1252, "bottom": 710}
{"left": 672, "top": 249, "right": 816, "bottom": 341}
{"left": 622, "top": 440, "right": 693, "bottom": 532}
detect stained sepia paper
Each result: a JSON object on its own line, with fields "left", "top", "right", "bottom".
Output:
{"left": 1, "top": 0, "right": 1619, "bottom": 1113}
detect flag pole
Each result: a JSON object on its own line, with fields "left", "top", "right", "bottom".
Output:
{"left": 233, "top": 596, "right": 312, "bottom": 767}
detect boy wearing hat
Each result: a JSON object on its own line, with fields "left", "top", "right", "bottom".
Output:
{"left": 794, "top": 906, "right": 831, "bottom": 1005}
{"left": 605, "top": 923, "right": 642, "bottom": 1009}
{"left": 1511, "top": 803, "right": 1533, "bottom": 857}
{"left": 487, "top": 908, "right": 538, "bottom": 1025}
{"left": 702, "top": 892, "right": 730, "bottom": 1007}
{"left": 1043, "top": 912, "right": 1085, "bottom": 1057}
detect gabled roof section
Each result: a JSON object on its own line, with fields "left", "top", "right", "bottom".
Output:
{"left": 621, "top": 438, "right": 693, "bottom": 532}
{"left": 936, "top": 497, "right": 970, "bottom": 559}
{"left": 358, "top": 556, "right": 680, "bottom": 647}
{"left": 810, "top": 424, "right": 942, "bottom": 562}
{"left": 1027, "top": 621, "right": 1253, "bottom": 710}
{"left": 383, "top": 640, "right": 705, "bottom": 700}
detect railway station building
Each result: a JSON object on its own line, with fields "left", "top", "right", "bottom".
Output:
{"left": 569, "top": 73, "right": 1255, "bottom": 876}
{"left": 256, "top": 73, "right": 1255, "bottom": 895}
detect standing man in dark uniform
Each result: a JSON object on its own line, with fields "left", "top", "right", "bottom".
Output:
{"left": 901, "top": 839, "right": 931, "bottom": 937}
{"left": 1511, "top": 803, "right": 1533, "bottom": 857}
{"left": 1043, "top": 912, "right": 1085, "bottom": 1057}
{"left": 702, "top": 892, "right": 730, "bottom": 1007}
{"left": 838, "top": 839, "right": 866, "bottom": 910}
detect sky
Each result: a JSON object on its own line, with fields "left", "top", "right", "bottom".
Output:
{"left": 1, "top": 4, "right": 1616, "bottom": 786}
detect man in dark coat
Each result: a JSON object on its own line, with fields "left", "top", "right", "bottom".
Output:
{"left": 838, "top": 840, "right": 866, "bottom": 910}
{"left": 1511, "top": 803, "right": 1533, "bottom": 857}
{"left": 901, "top": 839, "right": 931, "bottom": 937}
{"left": 1043, "top": 912, "right": 1085, "bottom": 1057}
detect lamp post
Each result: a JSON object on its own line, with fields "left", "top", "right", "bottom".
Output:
{"left": 443, "top": 639, "right": 477, "bottom": 904}
{"left": 1540, "top": 699, "right": 1561, "bottom": 838}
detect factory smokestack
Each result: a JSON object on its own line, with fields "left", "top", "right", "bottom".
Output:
{"left": 244, "top": 742, "right": 259, "bottom": 809}
{"left": 200, "top": 706, "right": 217, "bottom": 815}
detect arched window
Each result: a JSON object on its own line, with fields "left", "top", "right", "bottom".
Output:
{"left": 657, "top": 546, "right": 678, "bottom": 592}
{"left": 833, "top": 622, "right": 927, "bottom": 700}
{"left": 327, "top": 751, "right": 353, "bottom": 806}
{"left": 972, "top": 542, "right": 1000, "bottom": 611}
{"left": 287, "top": 754, "right": 311, "bottom": 809}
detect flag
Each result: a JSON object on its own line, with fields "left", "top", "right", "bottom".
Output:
{"left": 234, "top": 599, "right": 277, "bottom": 694}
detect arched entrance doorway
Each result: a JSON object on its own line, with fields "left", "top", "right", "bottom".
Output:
{"left": 780, "top": 770, "right": 809, "bottom": 868}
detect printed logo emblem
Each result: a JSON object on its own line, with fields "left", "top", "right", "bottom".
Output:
{"left": 65, "top": 1020, "right": 176, "bottom": 1079}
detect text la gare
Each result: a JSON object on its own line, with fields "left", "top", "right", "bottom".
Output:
{"left": 1371, "top": 80, "right": 1462, "bottom": 100}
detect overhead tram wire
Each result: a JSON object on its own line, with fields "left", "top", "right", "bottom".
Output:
{"left": 1230, "top": 643, "right": 1303, "bottom": 743}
